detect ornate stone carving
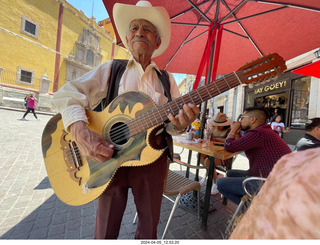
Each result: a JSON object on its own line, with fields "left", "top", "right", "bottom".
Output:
{"left": 65, "top": 27, "right": 103, "bottom": 83}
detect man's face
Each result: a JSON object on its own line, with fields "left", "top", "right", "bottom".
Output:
{"left": 126, "top": 19, "right": 161, "bottom": 57}
{"left": 239, "top": 112, "right": 252, "bottom": 131}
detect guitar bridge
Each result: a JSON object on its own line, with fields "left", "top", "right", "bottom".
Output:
{"left": 61, "top": 130, "right": 83, "bottom": 185}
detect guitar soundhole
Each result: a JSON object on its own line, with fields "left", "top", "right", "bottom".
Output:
{"left": 110, "top": 122, "right": 130, "bottom": 145}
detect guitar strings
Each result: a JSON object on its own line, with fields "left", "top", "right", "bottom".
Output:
{"left": 106, "top": 70, "right": 245, "bottom": 145}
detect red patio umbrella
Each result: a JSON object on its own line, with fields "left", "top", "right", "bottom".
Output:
{"left": 292, "top": 60, "right": 320, "bottom": 79}
{"left": 103, "top": 0, "right": 320, "bottom": 79}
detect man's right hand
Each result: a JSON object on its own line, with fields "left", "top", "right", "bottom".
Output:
{"left": 69, "top": 121, "right": 114, "bottom": 162}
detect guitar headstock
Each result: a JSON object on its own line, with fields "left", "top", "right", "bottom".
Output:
{"left": 238, "top": 53, "right": 286, "bottom": 84}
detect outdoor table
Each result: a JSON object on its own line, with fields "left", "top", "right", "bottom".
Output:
{"left": 173, "top": 136, "right": 239, "bottom": 230}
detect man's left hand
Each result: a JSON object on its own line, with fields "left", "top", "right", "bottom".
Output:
{"left": 168, "top": 103, "right": 200, "bottom": 132}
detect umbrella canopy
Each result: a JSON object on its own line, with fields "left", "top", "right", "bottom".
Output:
{"left": 103, "top": 0, "right": 320, "bottom": 77}
{"left": 292, "top": 60, "right": 320, "bottom": 79}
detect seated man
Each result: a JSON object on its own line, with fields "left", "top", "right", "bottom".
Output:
{"left": 295, "top": 117, "right": 320, "bottom": 151}
{"left": 217, "top": 107, "right": 292, "bottom": 205}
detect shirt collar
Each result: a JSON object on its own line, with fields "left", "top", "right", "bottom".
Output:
{"left": 128, "top": 56, "right": 161, "bottom": 74}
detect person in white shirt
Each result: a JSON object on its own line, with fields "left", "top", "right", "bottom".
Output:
{"left": 271, "top": 115, "right": 290, "bottom": 138}
{"left": 52, "top": 1, "right": 199, "bottom": 239}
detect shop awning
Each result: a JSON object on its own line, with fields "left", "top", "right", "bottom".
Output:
{"left": 292, "top": 60, "right": 320, "bottom": 79}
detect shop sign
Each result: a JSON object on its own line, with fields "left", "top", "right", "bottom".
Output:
{"left": 254, "top": 80, "right": 287, "bottom": 94}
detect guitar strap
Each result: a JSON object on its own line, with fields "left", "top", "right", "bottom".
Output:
{"left": 93, "top": 59, "right": 174, "bottom": 160}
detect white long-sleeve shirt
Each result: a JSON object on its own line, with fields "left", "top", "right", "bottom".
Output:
{"left": 52, "top": 56, "right": 182, "bottom": 135}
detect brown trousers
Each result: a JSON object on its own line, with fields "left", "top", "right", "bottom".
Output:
{"left": 94, "top": 153, "right": 168, "bottom": 239}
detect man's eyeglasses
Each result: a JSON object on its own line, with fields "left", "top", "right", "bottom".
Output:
{"left": 238, "top": 115, "right": 253, "bottom": 121}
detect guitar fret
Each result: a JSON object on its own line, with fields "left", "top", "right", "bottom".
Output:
{"left": 223, "top": 76, "right": 231, "bottom": 89}
{"left": 167, "top": 101, "right": 175, "bottom": 115}
{"left": 195, "top": 90, "right": 204, "bottom": 103}
{"left": 147, "top": 113, "right": 153, "bottom": 127}
{"left": 204, "top": 85, "right": 213, "bottom": 98}
{"left": 187, "top": 93, "right": 196, "bottom": 104}
{"left": 172, "top": 99, "right": 181, "bottom": 112}
{"left": 180, "top": 96, "right": 187, "bottom": 105}
{"left": 213, "top": 81, "right": 221, "bottom": 94}
{"left": 157, "top": 107, "right": 164, "bottom": 121}
{"left": 233, "top": 71, "right": 243, "bottom": 85}
{"left": 151, "top": 110, "right": 158, "bottom": 124}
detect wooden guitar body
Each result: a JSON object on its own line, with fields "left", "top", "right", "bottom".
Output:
{"left": 42, "top": 91, "right": 165, "bottom": 206}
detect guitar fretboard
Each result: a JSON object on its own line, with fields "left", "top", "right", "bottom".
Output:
{"left": 126, "top": 69, "right": 246, "bottom": 137}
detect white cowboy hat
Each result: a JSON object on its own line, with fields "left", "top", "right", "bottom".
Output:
{"left": 113, "top": 0, "right": 171, "bottom": 58}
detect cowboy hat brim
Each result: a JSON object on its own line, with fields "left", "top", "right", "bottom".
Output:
{"left": 113, "top": 2, "right": 171, "bottom": 58}
{"left": 211, "top": 118, "right": 232, "bottom": 127}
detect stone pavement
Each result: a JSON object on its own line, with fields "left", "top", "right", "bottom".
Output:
{"left": 0, "top": 107, "right": 249, "bottom": 240}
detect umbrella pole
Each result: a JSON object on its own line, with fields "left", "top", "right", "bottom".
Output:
{"left": 195, "top": 24, "right": 217, "bottom": 184}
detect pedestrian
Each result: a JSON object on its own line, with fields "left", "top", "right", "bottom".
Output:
{"left": 52, "top": 0, "right": 199, "bottom": 239}
{"left": 21, "top": 92, "right": 39, "bottom": 121}
{"left": 295, "top": 117, "right": 320, "bottom": 151}
{"left": 217, "top": 107, "right": 292, "bottom": 205}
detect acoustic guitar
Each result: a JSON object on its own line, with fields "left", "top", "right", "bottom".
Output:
{"left": 42, "top": 53, "right": 286, "bottom": 206}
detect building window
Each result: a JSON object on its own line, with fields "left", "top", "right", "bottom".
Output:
{"left": 16, "top": 66, "right": 35, "bottom": 86}
{"left": 25, "top": 20, "right": 36, "bottom": 35}
{"left": 86, "top": 50, "right": 94, "bottom": 67}
{"left": 21, "top": 16, "right": 39, "bottom": 39}
{"left": 21, "top": 70, "right": 32, "bottom": 83}
{"left": 290, "top": 76, "right": 311, "bottom": 129}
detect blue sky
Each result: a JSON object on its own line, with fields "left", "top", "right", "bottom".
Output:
{"left": 66, "top": 0, "right": 186, "bottom": 85}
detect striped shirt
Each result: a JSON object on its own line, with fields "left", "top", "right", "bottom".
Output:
{"left": 225, "top": 124, "right": 292, "bottom": 178}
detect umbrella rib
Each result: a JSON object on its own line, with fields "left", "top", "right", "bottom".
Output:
{"left": 187, "top": 0, "right": 212, "bottom": 23}
{"left": 221, "top": 0, "right": 263, "bottom": 56}
{"left": 223, "top": 6, "right": 288, "bottom": 25}
{"left": 185, "top": 30, "right": 208, "bottom": 45}
{"left": 171, "top": 22, "right": 209, "bottom": 27}
{"left": 223, "top": 28, "right": 248, "bottom": 39}
{"left": 170, "top": 0, "right": 212, "bottom": 21}
{"left": 251, "top": 0, "right": 320, "bottom": 13}
{"left": 220, "top": 0, "right": 246, "bottom": 23}
{"left": 164, "top": 0, "right": 215, "bottom": 70}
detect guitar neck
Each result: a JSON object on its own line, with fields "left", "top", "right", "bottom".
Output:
{"left": 127, "top": 70, "right": 245, "bottom": 136}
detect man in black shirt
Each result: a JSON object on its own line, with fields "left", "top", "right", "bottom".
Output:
{"left": 296, "top": 118, "right": 320, "bottom": 151}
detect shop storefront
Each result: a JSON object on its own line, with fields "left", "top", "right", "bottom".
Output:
{"left": 244, "top": 71, "right": 311, "bottom": 144}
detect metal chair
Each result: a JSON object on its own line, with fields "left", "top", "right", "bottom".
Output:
{"left": 224, "top": 176, "right": 267, "bottom": 235}
{"left": 133, "top": 156, "right": 208, "bottom": 239}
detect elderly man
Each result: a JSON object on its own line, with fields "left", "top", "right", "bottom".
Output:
{"left": 295, "top": 118, "right": 320, "bottom": 151}
{"left": 52, "top": 1, "right": 199, "bottom": 239}
{"left": 217, "top": 107, "right": 291, "bottom": 205}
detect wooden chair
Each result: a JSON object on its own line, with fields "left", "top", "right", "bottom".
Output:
{"left": 224, "top": 176, "right": 267, "bottom": 235}
{"left": 133, "top": 156, "right": 208, "bottom": 239}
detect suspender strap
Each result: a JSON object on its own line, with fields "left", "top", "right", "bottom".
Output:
{"left": 93, "top": 59, "right": 128, "bottom": 112}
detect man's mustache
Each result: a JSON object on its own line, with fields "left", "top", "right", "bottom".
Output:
{"left": 131, "top": 37, "right": 150, "bottom": 46}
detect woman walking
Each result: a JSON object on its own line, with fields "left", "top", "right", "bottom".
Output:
{"left": 21, "top": 93, "right": 39, "bottom": 120}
